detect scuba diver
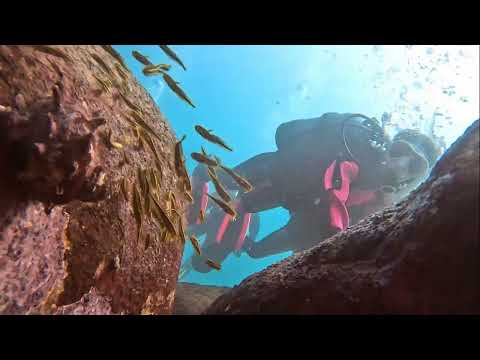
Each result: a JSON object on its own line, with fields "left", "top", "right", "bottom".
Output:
{"left": 179, "top": 190, "right": 260, "bottom": 279}
{"left": 186, "top": 112, "right": 441, "bottom": 263}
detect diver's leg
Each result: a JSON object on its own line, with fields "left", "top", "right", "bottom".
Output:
{"left": 246, "top": 211, "right": 329, "bottom": 258}
{"left": 189, "top": 212, "right": 236, "bottom": 273}
{"left": 204, "top": 178, "right": 283, "bottom": 253}
{"left": 191, "top": 241, "right": 233, "bottom": 273}
{"left": 189, "top": 152, "right": 281, "bottom": 223}
{"left": 246, "top": 222, "right": 294, "bottom": 259}
{"left": 206, "top": 153, "right": 284, "bottom": 219}
{"left": 288, "top": 207, "right": 339, "bottom": 252}
{"left": 191, "top": 254, "right": 210, "bottom": 273}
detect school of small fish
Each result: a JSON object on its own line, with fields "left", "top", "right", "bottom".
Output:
{"left": 24, "top": 45, "right": 255, "bottom": 273}
{"left": 95, "top": 45, "right": 195, "bottom": 249}
{"left": 133, "top": 45, "right": 195, "bottom": 108}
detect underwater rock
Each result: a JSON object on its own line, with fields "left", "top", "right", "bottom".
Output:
{"left": 205, "top": 119, "right": 479, "bottom": 314}
{"left": 0, "top": 45, "right": 185, "bottom": 315}
{"left": 173, "top": 282, "right": 230, "bottom": 315}
{"left": 52, "top": 287, "right": 113, "bottom": 315}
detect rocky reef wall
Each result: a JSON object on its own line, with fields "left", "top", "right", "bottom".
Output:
{"left": 0, "top": 45, "right": 187, "bottom": 315}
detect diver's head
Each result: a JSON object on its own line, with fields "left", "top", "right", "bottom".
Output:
{"left": 383, "top": 129, "right": 442, "bottom": 196}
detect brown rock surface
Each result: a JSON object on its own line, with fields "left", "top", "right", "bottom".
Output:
{"left": 173, "top": 282, "right": 230, "bottom": 315}
{"left": 52, "top": 287, "right": 113, "bottom": 315}
{"left": 0, "top": 45, "right": 188, "bottom": 315}
{"left": 205, "top": 119, "right": 480, "bottom": 315}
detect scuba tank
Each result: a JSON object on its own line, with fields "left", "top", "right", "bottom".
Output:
{"left": 275, "top": 112, "right": 388, "bottom": 164}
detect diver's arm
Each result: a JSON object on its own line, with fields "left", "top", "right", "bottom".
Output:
{"left": 223, "top": 152, "right": 278, "bottom": 192}
{"left": 191, "top": 152, "right": 279, "bottom": 199}
{"left": 246, "top": 224, "right": 293, "bottom": 259}
{"left": 191, "top": 162, "right": 242, "bottom": 196}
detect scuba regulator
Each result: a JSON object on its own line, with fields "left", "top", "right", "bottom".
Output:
{"left": 338, "top": 114, "right": 395, "bottom": 192}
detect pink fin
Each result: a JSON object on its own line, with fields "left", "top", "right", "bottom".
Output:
{"left": 332, "top": 161, "right": 359, "bottom": 203}
{"left": 235, "top": 213, "right": 252, "bottom": 251}
{"left": 216, "top": 214, "right": 232, "bottom": 244}
{"left": 329, "top": 193, "right": 350, "bottom": 231}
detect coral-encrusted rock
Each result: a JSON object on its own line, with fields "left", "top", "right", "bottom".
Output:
{"left": 173, "top": 282, "right": 230, "bottom": 315}
{"left": 205, "top": 120, "right": 480, "bottom": 315}
{"left": 0, "top": 45, "right": 187, "bottom": 315}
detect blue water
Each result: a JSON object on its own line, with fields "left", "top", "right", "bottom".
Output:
{"left": 114, "top": 45, "right": 479, "bottom": 287}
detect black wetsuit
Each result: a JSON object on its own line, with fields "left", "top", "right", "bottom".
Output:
{"left": 188, "top": 113, "right": 395, "bottom": 260}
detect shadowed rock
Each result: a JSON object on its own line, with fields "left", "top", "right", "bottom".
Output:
{"left": 173, "top": 282, "right": 230, "bottom": 315}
